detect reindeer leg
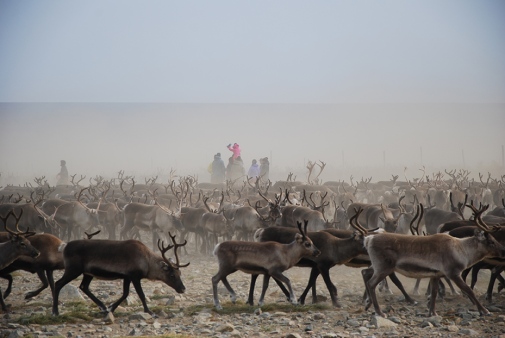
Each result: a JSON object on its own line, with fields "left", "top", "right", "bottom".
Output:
{"left": 131, "top": 278, "right": 154, "bottom": 316}
{"left": 428, "top": 277, "right": 439, "bottom": 317}
{"left": 108, "top": 279, "right": 131, "bottom": 313}
{"left": 319, "top": 267, "right": 340, "bottom": 307}
{"left": 79, "top": 275, "right": 108, "bottom": 313}
{"left": 258, "top": 274, "right": 271, "bottom": 306}
{"left": 486, "top": 266, "right": 504, "bottom": 302}
{"left": 25, "top": 270, "right": 49, "bottom": 299}
{"left": 247, "top": 274, "right": 258, "bottom": 305}
{"left": 443, "top": 277, "right": 459, "bottom": 296}
{"left": 1, "top": 274, "right": 13, "bottom": 299}
{"left": 298, "top": 267, "right": 321, "bottom": 305}
{"left": 450, "top": 274, "right": 490, "bottom": 316}
{"left": 0, "top": 287, "right": 8, "bottom": 312}
{"left": 47, "top": 270, "right": 56, "bottom": 294}
{"left": 362, "top": 267, "right": 389, "bottom": 318}
{"left": 412, "top": 278, "right": 421, "bottom": 295}
{"left": 52, "top": 269, "right": 82, "bottom": 316}
{"left": 271, "top": 272, "right": 297, "bottom": 305}
{"left": 388, "top": 273, "right": 417, "bottom": 305}
{"left": 212, "top": 269, "right": 237, "bottom": 310}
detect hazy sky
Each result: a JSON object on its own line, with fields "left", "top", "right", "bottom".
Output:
{"left": 0, "top": 1, "right": 504, "bottom": 185}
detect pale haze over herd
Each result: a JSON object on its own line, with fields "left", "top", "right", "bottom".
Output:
{"left": 0, "top": 1, "right": 504, "bottom": 184}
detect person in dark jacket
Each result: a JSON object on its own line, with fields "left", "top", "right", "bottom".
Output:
{"left": 259, "top": 157, "right": 270, "bottom": 181}
{"left": 211, "top": 153, "right": 226, "bottom": 183}
{"left": 56, "top": 160, "right": 69, "bottom": 185}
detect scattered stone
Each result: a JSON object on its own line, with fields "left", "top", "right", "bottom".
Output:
{"left": 166, "top": 295, "right": 176, "bottom": 305}
{"left": 59, "top": 284, "right": 84, "bottom": 301}
{"left": 346, "top": 319, "right": 361, "bottom": 327}
{"left": 459, "top": 328, "right": 480, "bottom": 336}
{"left": 216, "top": 323, "right": 235, "bottom": 333}
{"left": 420, "top": 321, "right": 433, "bottom": 328}
{"left": 104, "top": 312, "right": 115, "bottom": 324}
{"left": 285, "top": 333, "right": 302, "bottom": 338}
{"left": 7, "top": 330, "right": 24, "bottom": 338}
{"left": 129, "top": 312, "right": 152, "bottom": 321}
{"left": 371, "top": 316, "right": 397, "bottom": 328}
{"left": 447, "top": 325, "right": 459, "bottom": 332}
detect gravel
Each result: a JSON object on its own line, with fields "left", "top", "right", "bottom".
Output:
{"left": 1, "top": 252, "right": 505, "bottom": 338}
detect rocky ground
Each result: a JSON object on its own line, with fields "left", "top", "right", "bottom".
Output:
{"left": 1, "top": 251, "right": 505, "bottom": 338}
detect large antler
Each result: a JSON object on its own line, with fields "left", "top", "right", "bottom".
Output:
{"left": 166, "top": 232, "right": 190, "bottom": 268}
{"left": 0, "top": 209, "right": 35, "bottom": 237}
{"left": 409, "top": 204, "right": 424, "bottom": 236}
{"left": 349, "top": 207, "right": 367, "bottom": 236}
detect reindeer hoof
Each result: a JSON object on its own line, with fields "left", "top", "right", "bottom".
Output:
{"left": 215, "top": 304, "right": 223, "bottom": 310}
{"left": 480, "top": 309, "right": 491, "bottom": 316}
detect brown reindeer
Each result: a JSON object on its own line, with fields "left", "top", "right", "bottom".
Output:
{"left": 0, "top": 233, "right": 64, "bottom": 301}
{"left": 212, "top": 221, "right": 320, "bottom": 309}
{"left": 0, "top": 210, "right": 40, "bottom": 312}
{"left": 52, "top": 233, "right": 189, "bottom": 316}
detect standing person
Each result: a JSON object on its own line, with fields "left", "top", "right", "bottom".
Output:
{"left": 211, "top": 153, "right": 226, "bottom": 184}
{"left": 260, "top": 157, "right": 270, "bottom": 181}
{"left": 56, "top": 160, "right": 69, "bottom": 185}
{"left": 247, "top": 159, "right": 260, "bottom": 178}
{"left": 228, "top": 156, "right": 245, "bottom": 182}
{"left": 227, "top": 143, "right": 241, "bottom": 159}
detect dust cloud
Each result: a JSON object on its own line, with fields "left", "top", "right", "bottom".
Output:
{"left": 1, "top": 102, "right": 504, "bottom": 187}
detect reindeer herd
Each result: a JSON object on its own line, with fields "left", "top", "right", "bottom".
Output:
{"left": 0, "top": 166, "right": 504, "bottom": 320}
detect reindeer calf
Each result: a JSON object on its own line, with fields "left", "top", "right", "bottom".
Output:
{"left": 212, "top": 222, "right": 320, "bottom": 309}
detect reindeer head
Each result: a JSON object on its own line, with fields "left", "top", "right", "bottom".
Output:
{"left": 156, "top": 233, "right": 189, "bottom": 293}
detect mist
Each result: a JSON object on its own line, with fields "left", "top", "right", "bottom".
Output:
{"left": 1, "top": 103, "right": 504, "bottom": 186}
{"left": 0, "top": 1, "right": 504, "bottom": 186}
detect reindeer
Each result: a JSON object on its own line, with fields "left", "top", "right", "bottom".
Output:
{"left": 212, "top": 221, "right": 320, "bottom": 309}
{"left": 362, "top": 211, "right": 505, "bottom": 317}
{"left": 232, "top": 204, "right": 270, "bottom": 241}
{"left": 200, "top": 193, "right": 235, "bottom": 254}
{"left": 52, "top": 233, "right": 189, "bottom": 316}
{"left": 449, "top": 225, "right": 505, "bottom": 303}
{"left": 0, "top": 233, "right": 64, "bottom": 300}
{"left": 347, "top": 202, "right": 403, "bottom": 232}
{"left": 0, "top": 197, "right": 58, "bottom": 234}
{"left": 250, "top": 212, "right": 372, "bottom": 307}
{"left": 0, "top": 210, "right": 40, "bottom": 312}
{"left": 40, "top": 188, "right": 102, "bottom": 241}
{"left": 120, "top": 197, "right": 183, "bottom": 249}
{"left": 281, "top": 190, "right": 332, "bottom": 231}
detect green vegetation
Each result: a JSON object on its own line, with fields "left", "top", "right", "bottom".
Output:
{"left": 181, "top": 301, "right": 331, "bottom": 316}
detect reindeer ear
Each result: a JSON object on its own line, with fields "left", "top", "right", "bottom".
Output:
{"left": 295, "top": 233, "right": 303, "bottom": 242}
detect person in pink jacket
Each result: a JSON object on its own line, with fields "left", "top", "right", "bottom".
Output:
{"left": 227, "top": 143, "right": 241, "bottom": 159}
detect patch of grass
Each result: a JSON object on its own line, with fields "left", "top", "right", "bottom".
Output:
{"left": 181, "top": 304, "right": 213, "bottom": 316}
{"left": 16, "top": 301, "right": 98, "bottom": 325}
{"left": 182, "top": 301, "right": 331, "bottom": 315}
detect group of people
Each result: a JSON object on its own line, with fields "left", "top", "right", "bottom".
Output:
{"left": 209, "top": 143, "right": 269, "bottom": 184}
